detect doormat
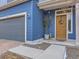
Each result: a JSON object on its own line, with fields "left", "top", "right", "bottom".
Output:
{"left": 0, "top": 51, "right": 32, "bottom": 59}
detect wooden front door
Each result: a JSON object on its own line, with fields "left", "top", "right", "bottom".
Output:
{"left": 56, "top": 15, "right": 67, "bottom": 41}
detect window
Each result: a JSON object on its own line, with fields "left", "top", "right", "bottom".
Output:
{"left": 68, "top": 13, "right": 72, "bottom": 33}
{"left": 56, "top": 9, "right": 71, "bottom": 14}
{"left": 0, "top": 0, "right": 7, "bottom": 6}
{"left": 0, "top": 0, "right": 14, "bottom": 6}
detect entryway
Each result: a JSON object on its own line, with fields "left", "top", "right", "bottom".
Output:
{"left": 56, "top": 15, "right": 67, "bottom": 41}
{"left": 55, "top": 8, "right": 73, "bottom": 41}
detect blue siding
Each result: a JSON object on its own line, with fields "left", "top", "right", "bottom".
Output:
{"left": 0, "top": 1, "right": 33, "bottom": 41}
{"left": 0, "top": 0, "right": 44, "bottom": 41}
{"left": 0, "top": 0, "right": 76, "bottom": 41}
{"left": 50, "top": 11, "right": 55, "bottom": 37}
{"left": 44, "top": 10, "right": 55, "bottom": 38}
{"left": 32, "top": 0, "right": 44, "bottom": 40}
{"left": 48, "top": 10, "right": 55, "bottom": 38}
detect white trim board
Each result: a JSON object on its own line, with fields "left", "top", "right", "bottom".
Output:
{"left": 0, "top": 12, "right": 27, "bottom": 43}
{"left": 76, "top": 3, "right": 79, "bottom": 45}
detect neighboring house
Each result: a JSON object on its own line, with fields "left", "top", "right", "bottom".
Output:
{"left": 0, "top": 0, "right": 79, "bottom": 44}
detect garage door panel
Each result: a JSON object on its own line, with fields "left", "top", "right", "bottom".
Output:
{"left": 0, "top": 16, "right": 25, "bottom": 42}
{"left": 0, "top": 34, "right": 25, "bottom": 40}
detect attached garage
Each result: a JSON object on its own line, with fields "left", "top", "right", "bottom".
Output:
{"left": 0, "top": 12, "right": 27, "bottom": 42}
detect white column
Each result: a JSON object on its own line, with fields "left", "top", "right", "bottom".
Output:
{"left": 76, "top": 3, "right": 79, "bottom": 45}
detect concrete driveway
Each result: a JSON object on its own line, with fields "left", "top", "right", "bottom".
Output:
{"left": 0, "top": 39, "right": 23, "bottom": 55}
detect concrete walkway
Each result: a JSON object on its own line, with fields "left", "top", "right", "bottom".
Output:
{"left": 8, "top": 43, "right": 66, "bottom": 59}
{"left": 35, "top": 45, "right": 66, "bottom": 59}
{"left": 0, "top": 39, "right": 23, "bottom": 55}
{"left": 0, "top": 40, "right": 79, "bottom": 59}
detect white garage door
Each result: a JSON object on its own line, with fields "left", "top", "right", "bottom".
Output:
{"left": 0, "top": 16, "right": 25, "bottom": 42}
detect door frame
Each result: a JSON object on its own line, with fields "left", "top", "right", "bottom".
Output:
{"left": 55, "top": 11, "right": 68, "bottom": 40}
{"left": 55, "top": 8, "right": 73, "bottom": 41}
{"left": 55, "top": 13, "right": 68, "bottom": 40}
{"left": 0, "top": 12, "right": 27, "bottom": 42}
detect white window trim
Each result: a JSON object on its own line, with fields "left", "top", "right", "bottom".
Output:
{"left": 67, "top": 8, "right": 73, "bottom": 33}
{"left": 0, "top": 12, "right": 27, "bottom": 43}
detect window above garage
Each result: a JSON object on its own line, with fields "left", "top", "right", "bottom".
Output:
{"left": 0, "top": 0, "right": 28, "bottom": 11}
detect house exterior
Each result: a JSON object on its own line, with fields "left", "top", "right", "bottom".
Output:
{"left": 0, "top": 0, "right": 44, "bottom": 43}
{"left": 0, "top": 0, "right": 79, "bottom": 44}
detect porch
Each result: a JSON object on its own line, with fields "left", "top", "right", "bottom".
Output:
{"left": 38, "top": 0, "right": 79, "bottom": 45}
{"left": 43, "top": 6, "right": 76, "bottom": 42}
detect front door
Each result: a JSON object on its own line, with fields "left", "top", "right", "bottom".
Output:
{"left": 56, "top": 15, "right": 67, "bottom": 41}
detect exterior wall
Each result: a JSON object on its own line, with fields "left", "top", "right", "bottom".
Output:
{"left": 0, "top": 0, "right": 76, "bottom": 41}
{"left": 44, "top": 7, "right": 76, "bottom": 40}
{"left": 48, "top": 10, "right": 55, "bottom": 38}
{"left": 43, "top": 10, "right": 55, "bottom": 38}
{"left": 31, "top": 0, "right": 44, "bottom": 40}
{"left": 0, "top": 0, "right": 44, "bottom": 41}
{"left": 0, "top": 1, "right": 33, "bottom": 41}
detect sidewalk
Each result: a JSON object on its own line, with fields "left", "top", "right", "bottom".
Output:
{"left": 0, "top": 42, "right": 66, "bottom": 59}
{"left": 0, "top": 41, "right": 79, "bottom": 59}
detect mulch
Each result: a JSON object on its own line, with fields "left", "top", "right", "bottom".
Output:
{"left": 66, "top": 47, "right": 79, "bottom": 59}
